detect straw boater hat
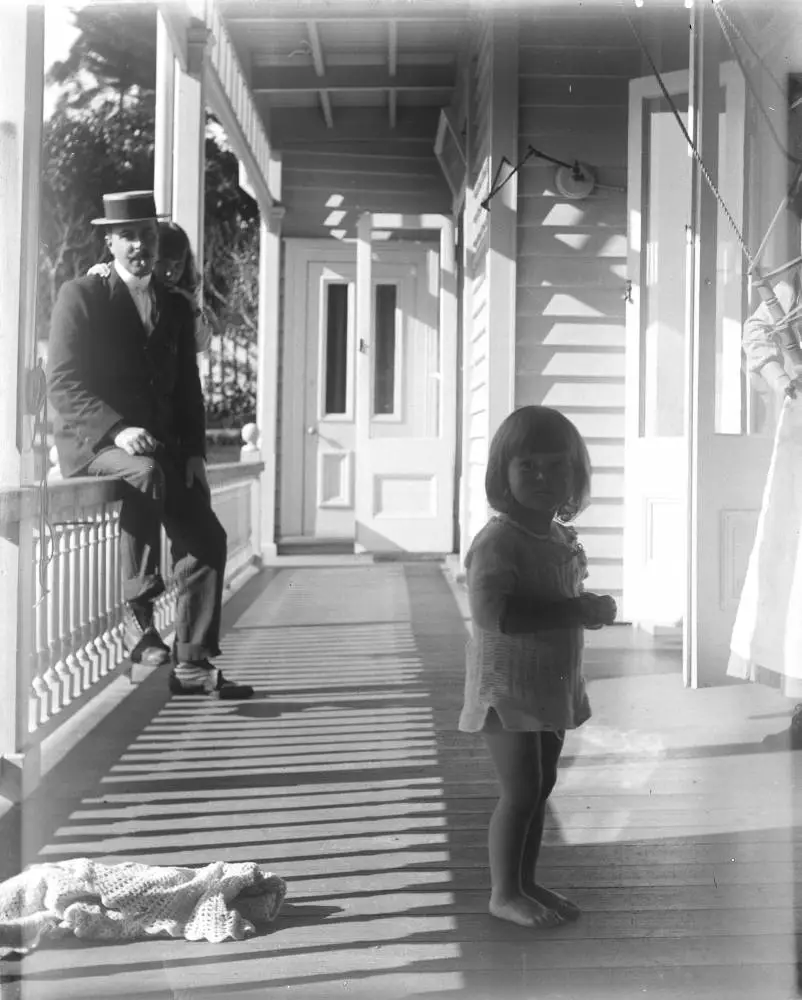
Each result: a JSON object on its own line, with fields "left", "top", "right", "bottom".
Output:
{"left": 91, "top": 191, "right": 167, "bottom": 226}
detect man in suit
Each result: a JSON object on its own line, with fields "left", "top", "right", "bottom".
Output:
{"left": 47, "top": 190, "right": 253, "bottom": 699}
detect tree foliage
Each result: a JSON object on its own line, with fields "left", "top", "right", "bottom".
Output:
{"left": 38, "top": 97, "right": 154, "bottom": 332}
{"left": 47, "top": 2, "right": 157, "bottom": 112}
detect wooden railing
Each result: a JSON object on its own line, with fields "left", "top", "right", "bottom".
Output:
{"left": 0, "top": 459, "right": 264, "bottom": 768}
{"left": 203, "top": 2, "right": 276, "bottom": 212}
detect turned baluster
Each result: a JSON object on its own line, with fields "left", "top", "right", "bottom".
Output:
{"left": 84, "top": 509, "right": 102, "bottom": 683}
{"left": 38, "top": 528, "right": 60, "bottom": 719}
{"left": 65, "top": 519, "right": 84, "bottom": 697}
{"left": 95, "top": 505, "right": 110, "bottom": 676}
{"left": 51, "top": 525, "right": 71, "bottom": 706}
{"left": 109, "top": 510, "right": 124, "bottom": 663}
{"left": 74, "top": 514, "right": 93, "bottom": 689}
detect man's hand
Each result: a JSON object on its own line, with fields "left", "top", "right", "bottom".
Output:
{"left": 578, "top": 592, "right": 618, "bottom": 629}
{"left": 185, "top": 455, "right": 210, "bottom": 498}
{"left": 114, "top": 426, "right": 158, "bottom": 456}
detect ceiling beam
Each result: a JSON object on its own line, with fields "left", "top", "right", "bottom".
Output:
{"left": 388, "top": 20, "right": 398, "bottom": 76}
{"left": 319, "top": 92, "right": 334, "bottom": 129}
{"left": 268, "top": 106, "right": 440, "bottom": 145}
{"left": 306, "top": 20, "right": 326, "bottom": 76}
{"left": 251, "top": 64, "right": 454, "bottom": 92}
{"left": 387, "top": 19, "right": 397, "bottom": 129}
{"left": 305, "top": 20, "right": 334, "bottom": 130}
{"left": 225, "top": 10, "right": 465, "bottom": 23}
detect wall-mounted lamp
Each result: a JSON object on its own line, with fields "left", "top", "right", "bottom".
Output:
{"left": 554, "top": 162, "right": 596, "bottom": 200}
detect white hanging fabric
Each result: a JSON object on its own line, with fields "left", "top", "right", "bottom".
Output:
{"left": 728, "top": 397, "right": 802, "bottom": 698}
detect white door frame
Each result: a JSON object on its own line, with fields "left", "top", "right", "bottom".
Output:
{"left": 685, "top": 15, "right": 770, "bottom": 687}
{"left": 280, "top": 229, "right": 459, "bottom": 548}
{"left": 280, "top": 239, "right": 356, "bottom": 541}
{"left": 623, "top": 69, "right": 691, "bottom": 634}
{"left": 356, "top": 213, "right": 458, "bottom": 553}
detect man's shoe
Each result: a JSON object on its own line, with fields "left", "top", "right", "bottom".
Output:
{"left": 124, "top": 606, "right": 170, "bottom": 666}
{"left": 169, "top": 661, "right": 254, "bottom": 700}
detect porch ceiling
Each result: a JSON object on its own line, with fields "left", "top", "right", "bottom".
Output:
{"left": 218, "top": 0, "right": 468, "bottom": 146}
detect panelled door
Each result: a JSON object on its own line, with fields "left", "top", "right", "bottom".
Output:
{"left": 626, "top": 63, "right": 776, "bottom": 684}
{"left": 355, "top": 245, "right": 456, "bottom": 553}
{"left": 281, "top": 240, "right": 456, "bottom": 553}
{"left": 624, "top": 70, "right": 693, "bottom": 635}
{"left": 686, "top": 59, "right": 775, "bottom": 686}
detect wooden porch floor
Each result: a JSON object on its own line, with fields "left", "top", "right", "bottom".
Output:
{"left": 4, "top": 561, "right": 802, "bottom": 1000}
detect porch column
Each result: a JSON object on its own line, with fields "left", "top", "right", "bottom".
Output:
{"left": 153, "top": 11, "right": 176, "bottom": 218}
{"left": 485, "top": 16, "right": 518, "bottom": 440}
{"left": 354, "top": 213, "right": 374, "bottom": 555}
{"left": 0, "top": 3, "right": 45, "bottom": 805}
{"left": 171, "top": 21, "right": 208, "bottom": 280}
{"left": 685, "top": 3, "right": 721, "bottom": 687}
{"left": 255, "top": 204, "right": 285, "bottom": 560}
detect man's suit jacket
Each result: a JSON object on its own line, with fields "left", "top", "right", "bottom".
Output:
{"left": 47, "top": 268, "right": 206, "bottom": 478}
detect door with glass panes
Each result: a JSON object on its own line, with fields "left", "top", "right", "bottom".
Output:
{"left": 280, "top": 241, "right": 454, "bottom": 551}
{"left": 625, "top": 62, "right": 776, "bottom": 684}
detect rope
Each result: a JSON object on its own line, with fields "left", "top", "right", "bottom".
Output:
{"left": 622, "top": 5, "right": 754, "bottom": 266}
{"left": 622, "top": 1, "right": 802, "bottom": 382}
{"left": 713, "top": 0, "right": 794, "bottom": 158}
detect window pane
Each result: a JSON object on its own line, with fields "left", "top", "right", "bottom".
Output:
{"left": 641, "top": 101, "right": 691, "bottom": 437}
{"left": 715, "top": 67, "right": 746, "bottom": 434}
{"left": 374, "top": 284, "right": 397, "bottom": 415}
{"left": 325, "top": 283, "right": 349, "bottom": 415}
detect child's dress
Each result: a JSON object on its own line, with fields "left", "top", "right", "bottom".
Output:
{"left": 459, "top": 514, "right": 591, "bottom": 733}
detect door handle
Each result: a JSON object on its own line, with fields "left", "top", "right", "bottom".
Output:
{"left": 306, "top": 426, "right": 317, "bottom": 435}
{"left": 623, "top": 279, "right": 634, "bottom": 304}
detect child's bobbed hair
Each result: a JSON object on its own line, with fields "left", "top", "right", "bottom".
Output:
{"left": 158, "top": 221, "right": 199, "bottom": 295}
{"left": 485, "top": 405, "right": 592, "bottom": 521}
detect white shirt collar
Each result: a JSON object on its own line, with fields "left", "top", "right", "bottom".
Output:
{"left": 114, "top": 259, "right": 152, "bottom": 293}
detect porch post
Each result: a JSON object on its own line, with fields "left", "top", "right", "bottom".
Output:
{"left": 354, "top": 213, "right": 374, "bottom": 554}
{"left": 171, "top": 22, "right": 208, "bottom": 282}
{"left": 459, "top": 192, "right": 475, "bottom": 567}
{"left": 685, "top": 3, "right": 721, "bottom": 687}
{"left": 486, "top": 16, "right": 518, "bottom": 439}
{"left": 153, "top": 11, "right": 176, "bottom": 218}
{"left": 256, "top": 202, "right": 285, "bottom": 560}
{"left": 0, "top": 3, "right": 45, "bottom": 805}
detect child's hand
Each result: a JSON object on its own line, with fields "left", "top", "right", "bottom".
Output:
{"left": 87, "top": 263, "right": 112, "bottom": 279}
{"left": 578, "top": 592, "right": 617, "bottom": 629}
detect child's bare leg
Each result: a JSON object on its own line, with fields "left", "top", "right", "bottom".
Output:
{"left": 519, "top": 731, "right": 581, "bottom": 921}
{"left": 482, "top": 719, "right": 561, "bottom": 929}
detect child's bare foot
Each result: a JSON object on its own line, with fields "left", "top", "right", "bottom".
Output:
{"left": 489, "top": 892, "right": 562, "bottom": 928}
{"left": 523, "top": 883, "right": 581, "bottom": 922}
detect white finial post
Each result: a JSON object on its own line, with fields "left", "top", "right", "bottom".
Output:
{"left": 240, "top": 422, "right": 261, "bottom": 462}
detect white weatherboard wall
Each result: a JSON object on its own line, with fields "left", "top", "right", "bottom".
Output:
{"left": 514, "top": 7, "right": 690, "bottom": 612}
{"left": 460, "top": 15, "right": 518, "bottom": 557}
{"left": 515, "top": 12, "right": 631, "bottom": 607}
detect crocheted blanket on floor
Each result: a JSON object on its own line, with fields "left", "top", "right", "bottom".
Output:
{"left": 0, "top": 858, "right": 287, "bottom": 953}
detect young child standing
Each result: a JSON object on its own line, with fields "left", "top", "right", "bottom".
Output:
{"left": 459, "top": 405, "right": 617, "bottom": 928}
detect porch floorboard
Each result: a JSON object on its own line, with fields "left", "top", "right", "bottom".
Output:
{"left": 6, "top": 562, "right": 802, "bottom": 999}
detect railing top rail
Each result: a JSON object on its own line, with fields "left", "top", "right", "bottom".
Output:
{"left": 0, "top": 477, "right": 123, "bottom": 527}
{"left": 207, "top": 461, "right": 265, "bottom": 486}
{"left": 0, "top": 462, "right": 264, "bottom": 527}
